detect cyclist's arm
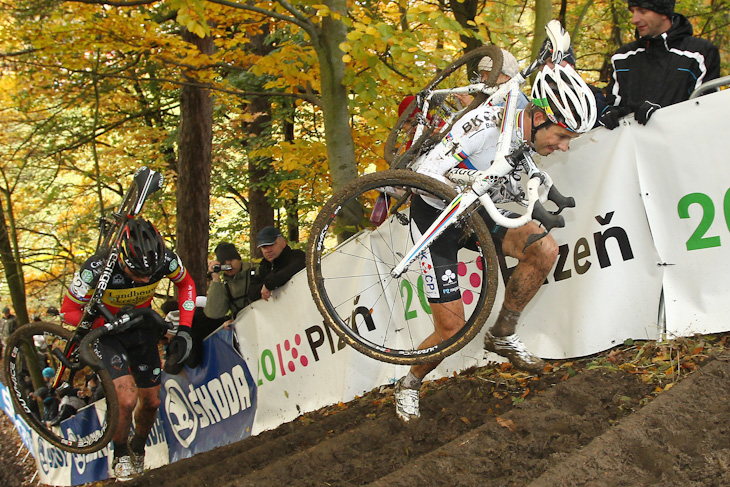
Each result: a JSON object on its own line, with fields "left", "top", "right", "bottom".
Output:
{"left": 60, "top": 256, "right": 103, "bottom": 327}
{"left": 417, "top": 104, "right": 502, "bottom": 182}
{"left": 165, "top": 253, "right": 196, "bottom": 330}
{"left": 60, "top": 292, "right": 86, "bottom": 327}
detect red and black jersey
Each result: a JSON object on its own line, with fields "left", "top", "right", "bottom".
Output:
{"left": 61, "top": 248, "right": 196, "bottom": 330}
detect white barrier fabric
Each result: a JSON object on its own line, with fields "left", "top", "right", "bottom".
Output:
{"left": 632, "top": 90, "right": 730, "bottom": 336}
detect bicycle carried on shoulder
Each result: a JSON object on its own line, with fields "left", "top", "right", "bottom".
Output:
{"left": 3, "top": 167, "right": 171, "bottom": 454}
{"left": 306, "top": 21, "right": 576, "bottom": 365}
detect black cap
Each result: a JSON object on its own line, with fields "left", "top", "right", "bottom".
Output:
{"left": 256, "top": 226, "right": 283, "bottom": 247}
{"left": 627, "top": 0, "right": 674, "bottom": 17}
{"left": 215, "top": 242, "right": 241, "bottom": 262}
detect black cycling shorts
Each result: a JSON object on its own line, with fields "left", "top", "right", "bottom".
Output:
{"left": 93, "top": 326, "right": 162, "bottom": 388}
{"left": 410, "top": 194, "right": 510, "bottom": 304}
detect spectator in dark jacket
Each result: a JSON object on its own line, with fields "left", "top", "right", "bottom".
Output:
{"left": 248, "top": 227, "right": 305, "bottom": 303}
{"left": 600, "top": 0, "right": 720, "bottom": 129}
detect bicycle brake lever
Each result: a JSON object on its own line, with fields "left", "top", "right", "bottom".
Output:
{"left": 547, "top": 185, "right": 575, "bottom": 215}
{"left": 524, "top": 200, "right": 565, "bottom": 251}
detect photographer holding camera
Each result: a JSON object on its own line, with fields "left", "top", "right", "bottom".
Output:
{"left": 205, "top": 242, "right": 254, "bottom": 322}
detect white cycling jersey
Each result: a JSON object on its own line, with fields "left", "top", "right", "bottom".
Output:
{"left": 414, "top": 103, "right": 531, "bottom": 208}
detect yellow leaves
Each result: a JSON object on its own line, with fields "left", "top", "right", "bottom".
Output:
{"left": 170, "top": 0, "right": 211, "bottom": 38}
{"left": 346, "top": 31, "right": 362, "bottom": 41}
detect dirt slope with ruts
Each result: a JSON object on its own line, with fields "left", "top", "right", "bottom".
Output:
{"left": 5, "top": 336, "right": 730, "bottom": 487}
{"left": 116, "top": 338, "right": 730, "bottom": 487}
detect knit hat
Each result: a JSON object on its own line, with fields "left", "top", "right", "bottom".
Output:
{"left": 478, "top": 49, "right": 520, "bottom": 78}
{"left": 214, "top": 242, "right": 241, "bottom": 262}
{"left": 627, "top": 0, "right": 674, "bottom": 17}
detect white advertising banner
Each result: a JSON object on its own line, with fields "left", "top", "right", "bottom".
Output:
{"left": 633, "top": 89, "right": 730, "bottom": 336}
{"left": 534, "top": 117, "right": 665, "bottom": 357}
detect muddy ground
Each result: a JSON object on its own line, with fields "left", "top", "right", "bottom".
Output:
{"left": 4, "top": 335, "right": 730, "bottom": 487}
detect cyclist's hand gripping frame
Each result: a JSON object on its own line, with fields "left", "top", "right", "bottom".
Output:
{"left": 79, "top": 307, "right": 173, "bottom": 370}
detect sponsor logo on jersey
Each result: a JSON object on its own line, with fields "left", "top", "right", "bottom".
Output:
{"left": 80, "top": 270, "right": 94, "bottom": 284}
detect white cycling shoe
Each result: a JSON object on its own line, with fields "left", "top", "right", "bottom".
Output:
{"left": 484, "top": 332, "right": 546, "bottom": 375}
{"left": 394, "top": 377, "right": 420, "bottom": 422}
{"left": 112, "top": 455, "right": 137, "bottom": 482}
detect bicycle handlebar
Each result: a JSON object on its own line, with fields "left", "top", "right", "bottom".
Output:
{"left": 79, "top": 307, "right": 172, "bottom": 370}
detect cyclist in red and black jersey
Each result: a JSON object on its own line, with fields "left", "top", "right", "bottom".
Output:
{"left": 60, "top": 218, "right": 196, "bottom": 481}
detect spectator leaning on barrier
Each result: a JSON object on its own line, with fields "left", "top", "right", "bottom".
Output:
{"left": 248, "top": 226, "right": 306, "bottom": 303}
{"left": 600, "top": 0, "right": 720, "bottom": 129}
{"left": 453, "top": 48, "right": 530, "bottom": 110}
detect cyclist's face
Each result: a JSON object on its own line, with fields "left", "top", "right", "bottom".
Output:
{"left": 121, "top": 263, "right": 152, "bottom": 283}
{"left": 630, "top": 7, "right": 671, "bottom": 37}
{"left": 534, "top": 123, "right": 578, "bottom": 156}
{"left": 480, "top": 71, "right": 511, "bottom": 85}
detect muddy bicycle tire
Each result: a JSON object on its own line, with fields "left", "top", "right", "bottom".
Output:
{"left": 3, "top": 321, "right": 119, "bottom": 454}
{"left": 307, "top": 170, "right": 498, "bottom": 365}
{"left": 385, "top": 45, "right": 503, "bottom": 169}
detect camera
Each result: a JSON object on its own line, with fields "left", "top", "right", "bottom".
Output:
{"left": 212, "top": 264, "right": 233, "bottom": 273}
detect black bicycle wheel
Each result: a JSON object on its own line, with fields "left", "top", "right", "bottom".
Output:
{"left": 385, "top": 45, "right": 503, "bottom": 169}
{"left": 307, "top": 170, "right": 498, "bottom": 365}
{"left": 3, "top": 321, "right": 119, "bottom": 454}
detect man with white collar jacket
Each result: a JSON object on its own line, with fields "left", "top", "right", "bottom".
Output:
{"left": 600, "top": 0, "right": 720, "bottom": 129}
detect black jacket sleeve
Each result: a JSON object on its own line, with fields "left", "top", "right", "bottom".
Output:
{"left": 248, "top": 246, "right": 305, "bottom": 302}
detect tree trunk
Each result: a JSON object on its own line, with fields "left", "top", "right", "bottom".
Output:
{"left": 247, "top": 95, "right": 275, "bottom": 259}
{"left": 176, "top": 30, "right": 214, "bottom": 295}
{"left": 0, "top": 196, "right": 28, "bottom": 326}
{"left": 449, "top": 0, "right": 482, "bottom": 54}
{"left": 316, "top": 0, "right": 358, "bottom": 193}
{"left": 532, "top": 0, "right": 554, "bottom": 65}
{"left": 283, "top": 100, "right": 299, "bottom": 243}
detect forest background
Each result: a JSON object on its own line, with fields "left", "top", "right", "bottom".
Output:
{"left": 0, "top": 0, "right": 727, "bottom": 326}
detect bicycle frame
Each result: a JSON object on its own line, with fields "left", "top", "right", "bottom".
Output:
{"left": 391, "top": 20, "right": 574, "bottom": 279}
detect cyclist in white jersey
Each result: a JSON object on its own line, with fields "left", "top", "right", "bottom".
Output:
{"left": 394, "top": 64, "right": 597, "bottom": 422}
